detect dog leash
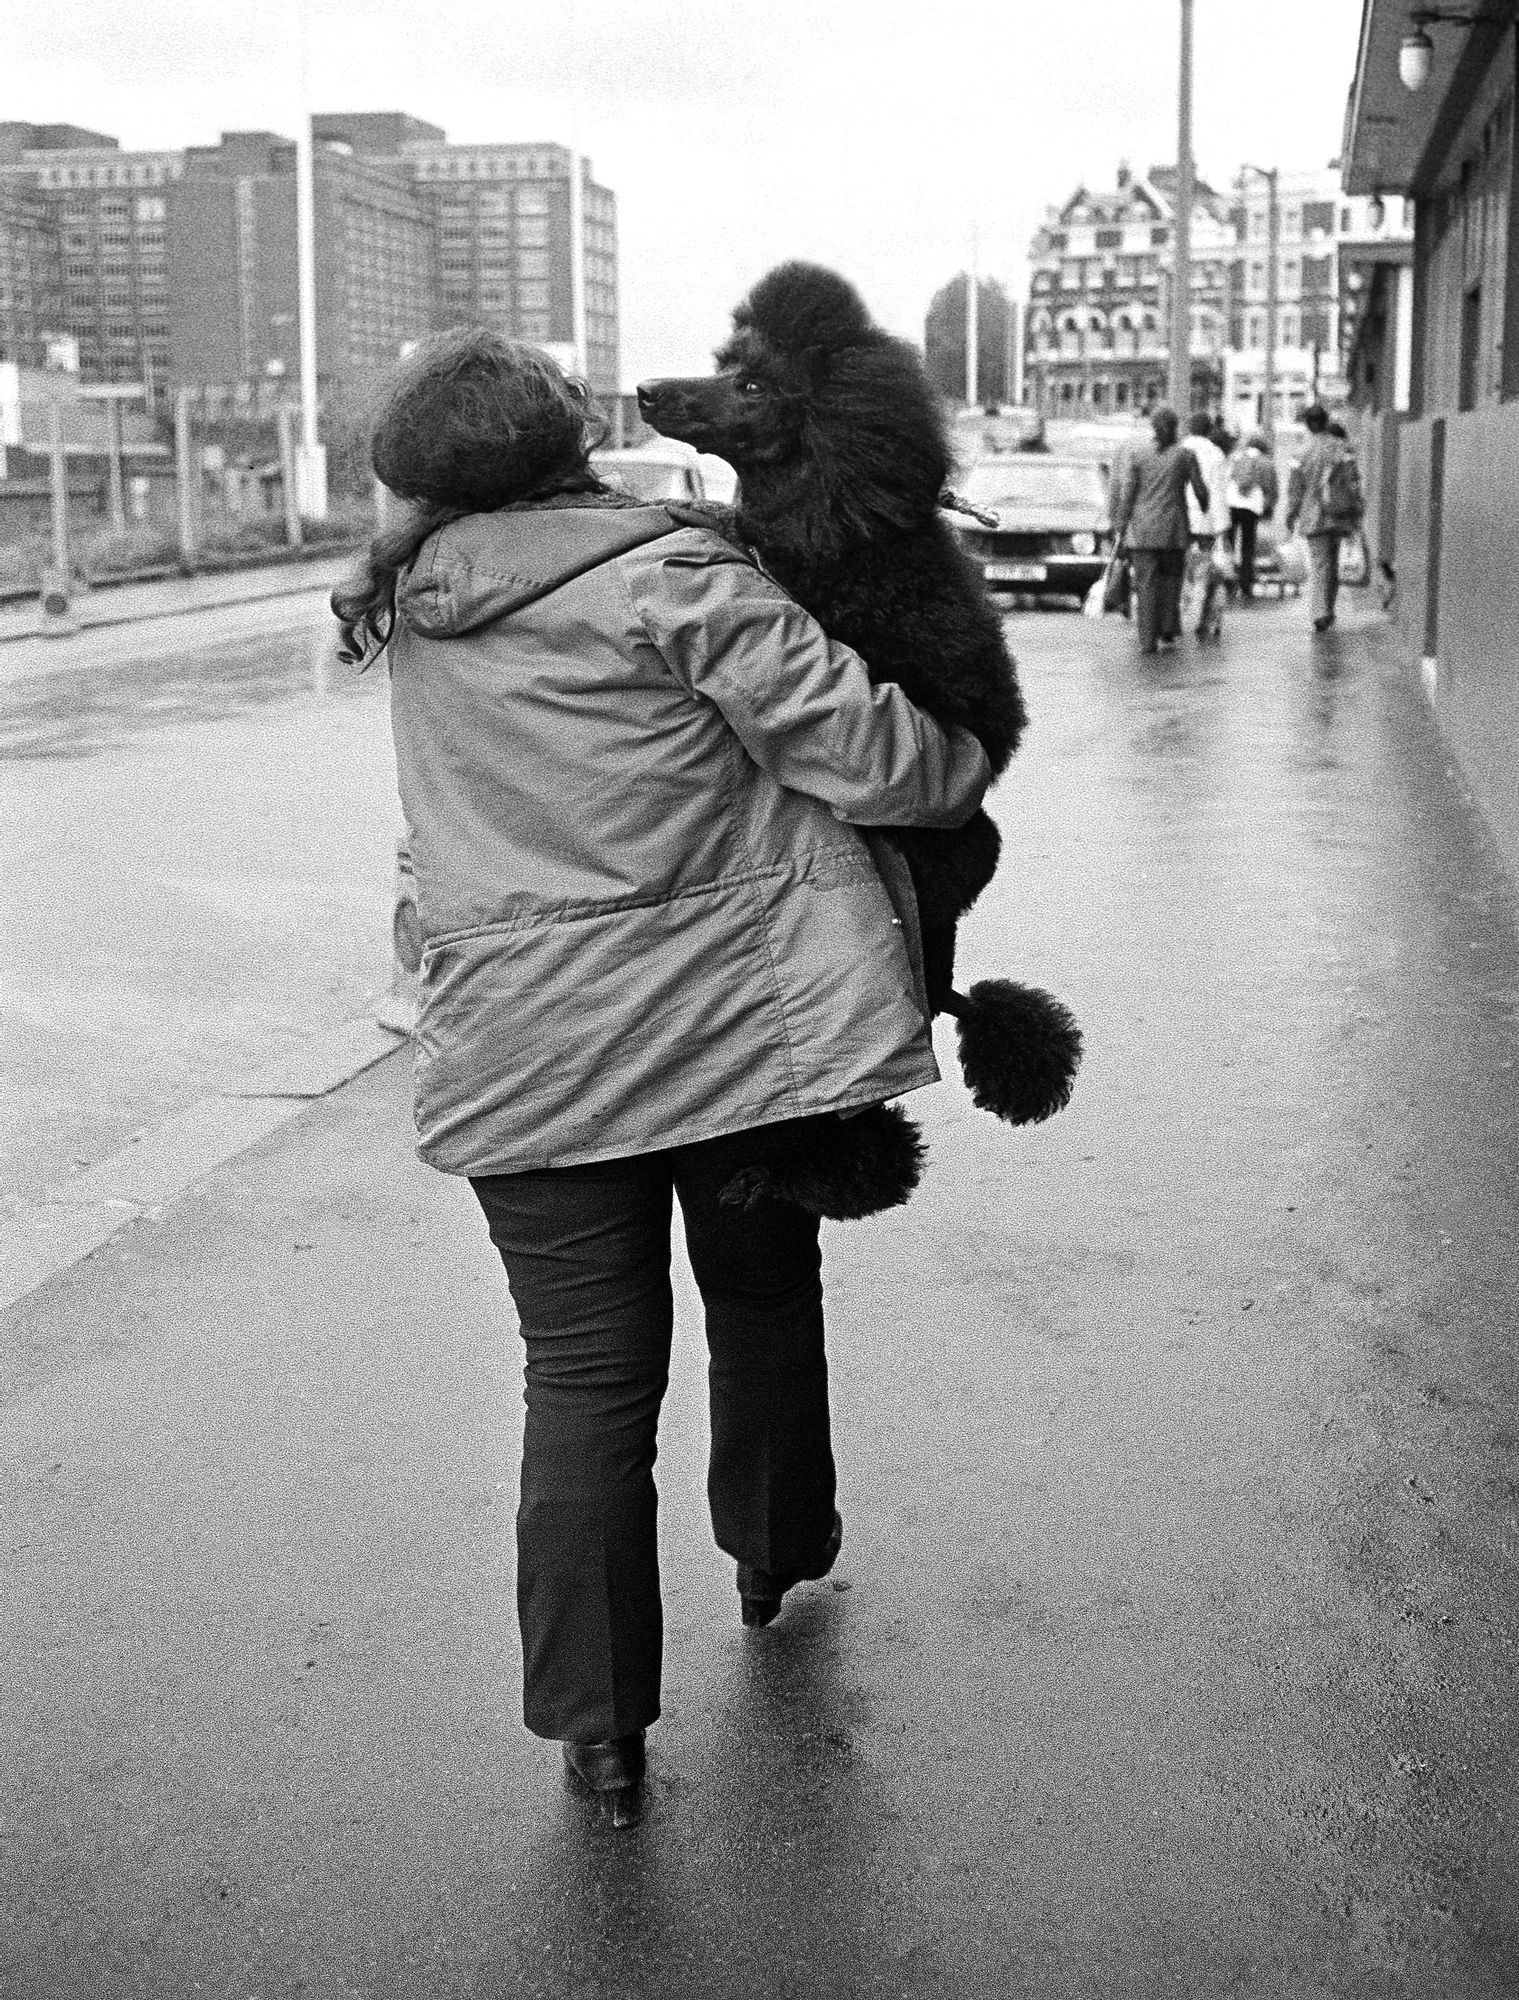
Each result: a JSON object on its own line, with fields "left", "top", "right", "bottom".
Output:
{"left": 938, "top": 487, "right": 1000, "bottom": 528}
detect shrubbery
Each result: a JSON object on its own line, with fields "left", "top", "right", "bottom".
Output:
{"left": 0, "top": 497, "right": 375, "bottom": 594}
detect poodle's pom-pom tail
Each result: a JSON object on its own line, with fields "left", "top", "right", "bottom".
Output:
{"left": 718, "top": 1103, "right": 926, "bottom": 1220}
{"left": 948, "top": 980, "right": 1083, "bottom": 1125}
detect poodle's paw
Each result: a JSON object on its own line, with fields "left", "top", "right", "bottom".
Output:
{"left": 717, "top": 1103, "right": 926, "bottom": 1220}
{"left": 949, "top": 979, "right": 1083, "bottom": 1124}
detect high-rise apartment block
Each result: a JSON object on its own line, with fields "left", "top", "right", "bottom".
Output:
{"left": 315, "top": 117, "right": 620, "bottom": 397}
{"left": 0, "top": 177, "right": 63, "bottom": 369}
{"left": 0, "top": 112, "right": 619, "bottom": 412}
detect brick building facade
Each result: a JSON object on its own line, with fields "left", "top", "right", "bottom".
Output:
{"left": 1024, "top": 165, "right": 1234, "bottom": 416}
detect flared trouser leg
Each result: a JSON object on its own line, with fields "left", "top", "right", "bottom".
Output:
{"left": 673, "top": 1144, "right": 836, "bottom": 1580}
{"left": 473, "top": 1159, "right": 674, "bottom": 1744}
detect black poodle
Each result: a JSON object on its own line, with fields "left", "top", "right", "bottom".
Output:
{"left": 638, "top": 262, "right": 1081, "bottom": 1217}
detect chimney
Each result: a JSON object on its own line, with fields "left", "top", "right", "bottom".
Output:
{"left": 1117, "top": 161, "right": 1132, "bottom": 191}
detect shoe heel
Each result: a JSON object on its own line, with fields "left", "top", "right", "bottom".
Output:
{"left": 740, "top": 1590, "right": 782, "bottom": 1628}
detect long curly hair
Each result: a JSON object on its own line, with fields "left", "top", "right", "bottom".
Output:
{"left": 332, "top": 328, "right": 609, "bottom": 665}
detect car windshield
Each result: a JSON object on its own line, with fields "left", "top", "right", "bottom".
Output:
{"left": 593, "top": 456, "right": 687, "bottom": 500}
{"left": 961, "top": 461, "right": 1105, "bottom": 511}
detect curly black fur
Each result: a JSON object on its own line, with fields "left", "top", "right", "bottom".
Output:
{"left": 718, "top": 1103, "right": 925, "bottom": 1220}
{"left": 945, "top": 981, "right": 1084, "bottom": 1125}
{"left": 639, "top": 262, "right": 1081, "bottom": 1213}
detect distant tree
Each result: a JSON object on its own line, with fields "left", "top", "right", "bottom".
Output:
{"left": 924, "top": 274, "right": 1011, "bottom": 405}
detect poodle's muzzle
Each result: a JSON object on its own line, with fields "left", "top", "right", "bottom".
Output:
{"left": 637, "top": 375, "right": 746, "bottom": 453}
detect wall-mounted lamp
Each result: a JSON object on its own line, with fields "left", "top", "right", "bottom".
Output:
{"left": 1401, "top": 9, "right": 1497, "bottom": 93}
{"left": 1400, "top": 24, "right": 1435, "bottom": 91}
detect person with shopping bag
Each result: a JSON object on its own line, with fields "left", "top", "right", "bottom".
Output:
{"left": 1225, "top": 432, "right": 1279, "bottom": 600}
{"left": 1285, "top": 404, "right": 1364, "bottom": 632}
{"left": 1111, "top": 405, "right": 1210, "bottom": 656}
{"left": 1182, "top": 413, "right": 1232, "bottom": 639}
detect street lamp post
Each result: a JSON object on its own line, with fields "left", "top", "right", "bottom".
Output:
{"left": 292, "top": 0, "right": 327, "bottom": 520}
{"left": 1242, "top": 164, "right": 1280, "bottom": 448}
{"left": 1169, "top": 0, "right": 1195, "bottom": 413}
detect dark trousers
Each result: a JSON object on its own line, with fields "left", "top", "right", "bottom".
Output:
{"left": 1308, "top": 532, "right": 1341, "bottom": 624}
{"left": 1230, "top": 508, "right": 1261, "bottom": 595}
{"left": 472, "top": 1133, "right": 836, "bottom": 1743}
{"left": 1131, "top": 547, "right": 1185, "bottom": 653}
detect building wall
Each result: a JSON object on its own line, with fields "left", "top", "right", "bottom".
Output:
{"left": 0, "top": 146, "right": 183, "bottom": 390}
{"left": 396, "top": 140, "right": 620, "bottom": 397}
{"left": 168, "top": 175, "right": 244, "bottom": 386}
{"left": 1424, "top": 402, "right": 1519, "bottom": 867}
{"left": 0, "top": 183, "right": 61, "bottom": 366}
{"left": 1416, "top": 41, "right": 1514, "bottom": 415}
{"left": 0, "top": 117, "right": 621, "bottom": 411}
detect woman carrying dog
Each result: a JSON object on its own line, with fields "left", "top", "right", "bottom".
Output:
{"left": 332, "top": 330, "right": 990, "bottom": 1830}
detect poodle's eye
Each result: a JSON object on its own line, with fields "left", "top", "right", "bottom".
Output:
{"left": 736, "top": 378, "right": 763, "bottom": 396}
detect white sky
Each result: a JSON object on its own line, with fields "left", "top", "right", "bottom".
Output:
{"left": 13, "top": 0, "right": 1365, "bottom": 388}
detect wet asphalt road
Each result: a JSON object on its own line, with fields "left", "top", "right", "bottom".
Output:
{"left": 0, "top": 591, "right": 396, "bottom": 1207}
{"left": 3, "top": 591, "right": 1518, "bottom": 1996}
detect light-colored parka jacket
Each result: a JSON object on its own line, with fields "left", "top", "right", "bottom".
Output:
{"left": 387, "top": 497, "right": 992, "bottom": 1176}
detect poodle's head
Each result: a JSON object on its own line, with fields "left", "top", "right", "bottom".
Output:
{"left": 638, "top": 262, "right": 952, "bottom": 546}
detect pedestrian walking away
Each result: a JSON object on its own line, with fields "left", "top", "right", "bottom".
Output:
{"left": 330, "top": 330, "right": 991, "bottom": 1832}
{"left": 1285, "top": 402, "right": 1363, "bottom": 632}
{"left": 1110, "top": 404, "right": 1209, "bottom": 656}
{"left": 1225, "top": 430, "right": 1279, "bottom": 600}
{"left": 1182, "top": 413, "right": 1232, "bottom": 641}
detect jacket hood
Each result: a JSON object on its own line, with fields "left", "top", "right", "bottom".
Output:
{"left": 397, "top": 496, "right": 680, "bottom": 638}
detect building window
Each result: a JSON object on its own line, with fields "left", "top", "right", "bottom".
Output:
{"left": 517, "top": 187, "right": 550, "bottom": 215}
{"left": 519, "top": 281, "right": 550, "bottom": 309}
{"left": 135, "top": 195, "right": 166, "bottom": 223}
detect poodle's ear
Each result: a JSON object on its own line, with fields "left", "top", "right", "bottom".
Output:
{"left": 733, "top": 262, "right": 877, "bottom": 358}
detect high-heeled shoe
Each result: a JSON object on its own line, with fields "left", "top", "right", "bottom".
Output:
{"left": 562, "top": 1730, "right": 646, "bottom": 1829}
{"left": 736, "top": 1510, "right": 843, "bottom": 1628}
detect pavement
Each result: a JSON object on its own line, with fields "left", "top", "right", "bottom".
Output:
{"left": 0, "top": 549, "right": 355, "bottom": 643}
{"left": 5, "top": 589, "right": 1519, "bottom": 1998}
{"left": 0, "top": 580, "right": 400, "bottom": 1214}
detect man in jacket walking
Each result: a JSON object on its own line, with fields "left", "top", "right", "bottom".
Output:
{"left": 1285, "top": 403, "right": 1363, "bottom": 632}
{"left": 1112, "top": 405, "right": 1210, "bottom": 656}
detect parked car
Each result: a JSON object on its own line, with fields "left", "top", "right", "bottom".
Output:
{"left": 949, "top": 456, "right": 1113, "bottom": 599}
{"left": 590, "top": 444, "right": 707, "bottom": 502}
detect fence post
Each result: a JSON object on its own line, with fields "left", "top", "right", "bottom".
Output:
{"left": 105, "top": 397, "right": 126, "bottom": 534}
{"left": 275, "top": 402, "right": 303, "bottom": 549}
{"left": 40, "top": 394, "right": 79, "bottom": 636}
{"left": 174, "top": 387, "right": 198, "bottom": 565}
